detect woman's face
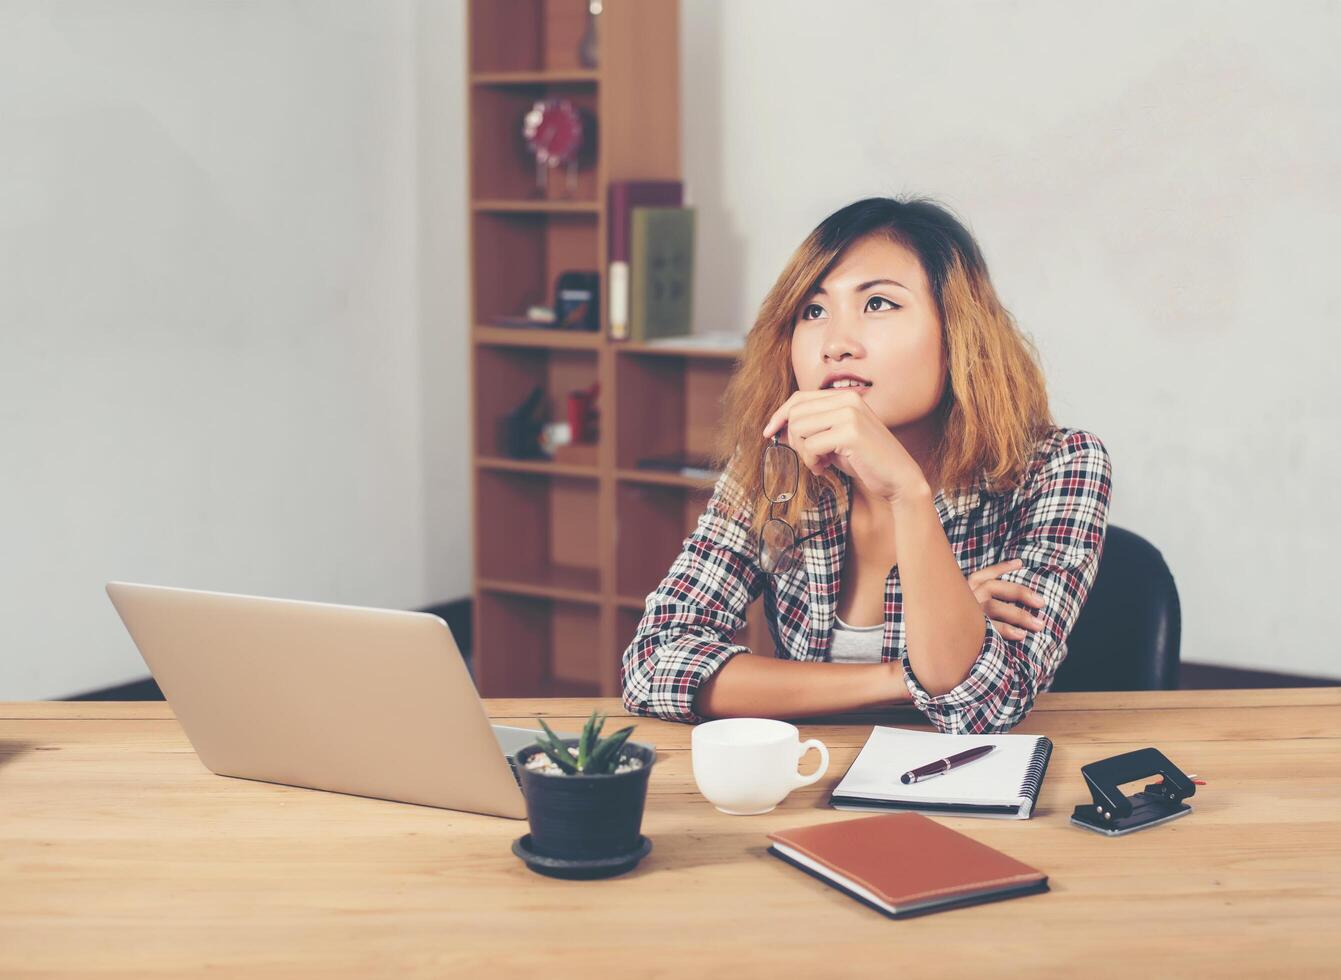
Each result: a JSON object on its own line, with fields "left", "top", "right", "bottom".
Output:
{"left": 790, "top": 234, "right": 947, "bottom": 433}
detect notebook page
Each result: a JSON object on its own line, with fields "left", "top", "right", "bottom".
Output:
{"left": 834, "top": 726, "right": 1042, "bottom": 806}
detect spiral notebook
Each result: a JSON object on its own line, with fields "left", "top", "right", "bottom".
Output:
{"left": 829, "top": 726, "right": 1053, "bottom": 819}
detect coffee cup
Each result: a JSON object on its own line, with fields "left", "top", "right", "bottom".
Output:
{"left": 691, "top": 718, "right": 830, "bottom": 815}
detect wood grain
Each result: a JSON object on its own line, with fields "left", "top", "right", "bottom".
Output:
{"left": 2, "top": 690, "right": 1339, "bottom": 977}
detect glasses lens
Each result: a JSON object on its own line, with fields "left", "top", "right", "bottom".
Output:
{"left": 762, "top": 444, "right": 797, "bottom": 503}
{"left": 760, "top": 517, "right": 799, "bottom": 574}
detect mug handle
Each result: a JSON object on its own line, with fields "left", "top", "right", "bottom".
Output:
{"left": 793, "top": 738, "right": 830, "bottom": 788}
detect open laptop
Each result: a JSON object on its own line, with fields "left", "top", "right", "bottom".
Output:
{"left": 105, "top": 581, "right": 582, "bottom": 819}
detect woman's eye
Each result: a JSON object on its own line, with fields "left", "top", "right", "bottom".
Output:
{"left": 801, "top": 303, "right": 825, "bottom": 320}
{"left": 866, "top": 296, "right": 901, "bottom": 312}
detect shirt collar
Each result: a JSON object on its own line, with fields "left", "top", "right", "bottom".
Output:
{"left": 939, "top": 478, "right": 987, "bottom": 521}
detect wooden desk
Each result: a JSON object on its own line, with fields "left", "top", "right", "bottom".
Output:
{"left": 2, "top": 690, "right": 1339, "bottom": 976}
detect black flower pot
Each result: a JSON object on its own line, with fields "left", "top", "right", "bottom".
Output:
{"left": 514, "top": 739, "right": 656, "bottom": 862}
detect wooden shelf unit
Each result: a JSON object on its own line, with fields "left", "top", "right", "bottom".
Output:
{"left": 466, "top": 0, "right": 767, "bottom": 698}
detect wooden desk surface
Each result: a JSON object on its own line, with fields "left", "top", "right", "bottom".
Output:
{"left": 2, "top": 690, "right": 1339, "bottom": 977}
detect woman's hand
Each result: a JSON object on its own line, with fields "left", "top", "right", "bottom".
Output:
{"left": 967, "top": 559, "right": 1046, "bottom": 641}
{"left": 761, "top": 389, "right": 930, "bottom": 505}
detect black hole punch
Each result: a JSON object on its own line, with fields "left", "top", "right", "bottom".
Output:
{"left": 1071, "top": 747, "right": 1196, "bottom": 836}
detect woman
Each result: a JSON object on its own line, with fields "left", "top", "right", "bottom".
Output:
{"left": 620, "top": 196, "right": 1111, "bottom": 734}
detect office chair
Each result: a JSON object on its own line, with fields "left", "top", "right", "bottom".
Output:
{"left": 1050, "top": 526, "right": 1181, "bottom": 692}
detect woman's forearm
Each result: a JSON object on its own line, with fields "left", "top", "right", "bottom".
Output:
{"left": 693, "top": 652, "right": 913, "bottom": 720}
{"left": 891, "top": 489, "right": 990, "bottom": 694}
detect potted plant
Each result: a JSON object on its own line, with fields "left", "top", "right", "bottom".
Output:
{"left": 511, "top": 710, "right": 656, "bottom": 879}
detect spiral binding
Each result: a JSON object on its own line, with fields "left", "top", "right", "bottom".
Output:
{"left": 1017, "top": 737, "right": 1054, "bottom": 805}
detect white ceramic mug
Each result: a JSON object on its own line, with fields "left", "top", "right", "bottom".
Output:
{"left": 690, "top": 718, "right": 830, "bottom": 815}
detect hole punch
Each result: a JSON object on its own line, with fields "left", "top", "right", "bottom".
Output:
{"left": 1071, "top": 747, "right": 1196, "bottom": 836}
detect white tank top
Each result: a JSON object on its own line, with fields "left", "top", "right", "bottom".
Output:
{"left": 829, "top": 613, "right": 884, "bottom": 664}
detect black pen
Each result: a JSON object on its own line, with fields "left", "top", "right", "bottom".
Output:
{"left": 900, "top": 744, "right": 996, "bottom": 785}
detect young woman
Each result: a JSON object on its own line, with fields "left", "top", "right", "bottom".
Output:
{"left": 619, "top": 196, "right": 1112, "bottom": 735}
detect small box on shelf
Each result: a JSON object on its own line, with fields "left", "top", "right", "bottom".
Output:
{"left": 471, "top": 212, "right": 598, "bottom": 328}
{"left": 474, "top": 345, "right": 599, "bottom": 460}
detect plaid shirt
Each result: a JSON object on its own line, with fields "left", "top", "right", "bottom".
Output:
{"left": 620, "top": 426, "right": 1113, "bottom": 734}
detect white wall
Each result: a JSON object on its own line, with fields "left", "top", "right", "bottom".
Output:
{"left": 4, "top": 1, "right": 1336, "bottom": 697}
{"left": 681, "top": 0, "right": 1341, "bottom": 678}
{"left": 415, "top": 0, "right": 473, "bottom": 609}
{"left": 0, "top": 1, "right": 464, "bottom": 699}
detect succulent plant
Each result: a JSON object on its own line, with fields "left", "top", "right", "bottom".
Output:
{"left": 532, "top": 710, "right": 637, "bottom": 775}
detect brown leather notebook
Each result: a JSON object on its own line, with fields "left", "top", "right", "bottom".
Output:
{"left": 767, "top": 813, "right": 1048, "bottom": 918}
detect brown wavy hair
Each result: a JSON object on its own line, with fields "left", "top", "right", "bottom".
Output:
{"left": 714, "top": 196, "right": 1054, "bottom": 532}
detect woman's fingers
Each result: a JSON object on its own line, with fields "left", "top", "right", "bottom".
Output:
{"left": 761, "top": 390, "right": 829, "bottom": 439}
{"left": 794, "top": 446, "right": 826, "bottom": 476}
{"left": 996, "top": 579, "right": 1045, "bottom": 608}
{"left": 972, "top": 576, "right": 1044, "bottom": 608}
{"left": 972, "top": 564, "right": 1046, "bottom": 643}
{"left": 985, "top": 599, "right": 1045, "bottom": 631}
{"left": 992, "top": 619, "right": 1031, "bottom": 641}
{"left": 788, "top": 433, "right": 829, "bottom": 476}
{"left": 808, "top": 452, "right": 837, "bottom": 476}
{"left": 794, "top": 420, "right": 855, "bottom": 457}
{"left": 795, "top": 429, "right": 858, "bottom": 476}
{"left": 788, "top": 406, "right": 860, "bottom": 475}
{"left": 761, "top": 397, "right": 796, "bottom": 441}
{"left": 762, "top": 390, "right": 861, "bottom": 439}
{"left": 967, "top": 559, "right": 1023, "bottom": 587}
{"left": 784, "top": 406, "right": 856, "bottom": 441}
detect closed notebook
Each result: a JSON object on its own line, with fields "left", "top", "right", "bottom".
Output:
{"left": 767, "top": 813, "right": 1048, "bottom": 919}
{"left": 829, "top": 726, "right": 1053, "bottom": 819}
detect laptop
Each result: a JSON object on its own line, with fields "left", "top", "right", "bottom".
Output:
{"left": 105, "top": 581, "right": 580, "bottom": 819}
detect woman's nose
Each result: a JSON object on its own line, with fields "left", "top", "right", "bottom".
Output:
{"left": 822, "top": 316, "right": 864, "bottom": 361}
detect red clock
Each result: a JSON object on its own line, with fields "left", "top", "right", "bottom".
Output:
{"left": 522, "top": 99, "right": 585, "bottom": 196}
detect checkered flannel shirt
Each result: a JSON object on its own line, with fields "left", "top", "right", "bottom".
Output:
{"left": 620, "top": 426, "right": 1113, "bottom": 733}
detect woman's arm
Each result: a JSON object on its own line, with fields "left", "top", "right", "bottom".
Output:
{"left": 694, "top": 653, "right": 912, "bottom": 719}
{"left": 898, "top": 430, "right": 1113, "bottom": 733}
{"left": 621, "top": 472, "right": 894, "bottom": 724}
{"left": 892, "top": 486, "right": 994, "bottom": 696}
{"left": 619, "top": 472, "right": 765, "bottom": 723}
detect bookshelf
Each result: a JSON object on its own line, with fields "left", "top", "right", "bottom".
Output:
{"left": 466, "top": 0, "right": 767, "bottom": 697}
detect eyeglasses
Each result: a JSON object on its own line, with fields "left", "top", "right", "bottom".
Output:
{"left": 760, "top": 436, "right": 802, "bottom": 575}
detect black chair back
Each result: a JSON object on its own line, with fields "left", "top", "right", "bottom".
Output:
{"left": 1052, "top": 526, "right": 1181, "bottom": 692}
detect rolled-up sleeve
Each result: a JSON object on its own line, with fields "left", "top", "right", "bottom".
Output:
{"left": 903, "top": 431, "right": 1113, "bottom": 733}
{"left": 620, "top": 474, "right": 765, "bottom": 724}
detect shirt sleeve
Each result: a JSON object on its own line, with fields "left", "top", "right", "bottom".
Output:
{"left": 902, "top": 430, "right": 1113, "bottom": 733}
{"left": 620, "top": 472, "right": 766, "bottom": 724}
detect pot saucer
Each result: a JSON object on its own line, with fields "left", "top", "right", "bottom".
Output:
{"left": 511, "top": 834, "right": 652, "bottom": 880}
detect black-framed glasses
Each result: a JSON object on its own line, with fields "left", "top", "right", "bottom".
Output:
{"left": 760, "top": 436, "right": 802, "bottom": 575}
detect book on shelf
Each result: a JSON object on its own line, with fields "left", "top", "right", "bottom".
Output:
{"left": 607, "top": 180, "right": 683, "bottom": 340}
{"left": 629, "top": 206, "right": 694, "bottom": 343}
